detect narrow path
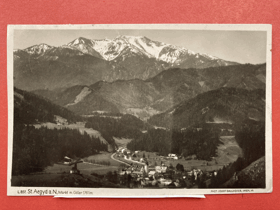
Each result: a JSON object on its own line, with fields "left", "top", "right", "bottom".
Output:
{"left": 123, "top": 156, "right": 145, "bottom": 166}
{"left": 82, "top": 161, "right": 118, "bottom": 168}
{"left": 110, "top": 153, "right": 145, "bottom": 166}
{"left": 110, "top": 153, "right": 131, "bottom": 166}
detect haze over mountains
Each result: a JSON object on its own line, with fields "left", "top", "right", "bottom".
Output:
{"left": 14, "top": 35, "right": 239, "bottom": 91}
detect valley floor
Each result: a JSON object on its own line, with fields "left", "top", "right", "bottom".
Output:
{"left": 11, "top": 135, "right": 242, "bottom": 188}
{"left": 117, "top": 136, "right": 242, "bottom": 172}
{"left": 44, "top": 152, "right": 122, "bottom": 175}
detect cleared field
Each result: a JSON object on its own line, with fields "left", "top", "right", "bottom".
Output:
{"left": 43, "top": 152, "right": 122, "bottom": 175}
{"left": 113, "top": 137, "right": 132, "bottom": 148}
{"left": 215, "top": 136, "right": 242, "bottom": 165}
{"left": 44, "top": 162, "right": 118, "bottom": 176}
{"left": 33, "top": 122, "right": 108, "bottom": 144}
{"left": 86, "top": 152, "right": 124, "bottom": 167}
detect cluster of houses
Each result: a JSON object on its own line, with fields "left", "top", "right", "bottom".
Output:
{"left": 116, "top": 148, "right": 217, "bottom": 188}
{"left": 55, "top": 115, "right": 68, "bottom": 126}
{"left": 116, "top": 147, "right": 133, "bottom": 159}
{"left": 167, "top": 153, "right": 179, "bottom": 160}
{"left": 116, "top": 147, "right": 179, "bottom": 160}
{"left": 118, "top": 161, "right": 218, "bottom": 188}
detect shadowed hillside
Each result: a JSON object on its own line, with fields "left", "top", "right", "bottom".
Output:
{"left": 148, "top": 87, "right": 265, "bottom": 129}
{"left": 32, "top": 64, "right": 266, "bottom": 119}
{"left": 14, "top": 87, "right": 82, "bottom": 124}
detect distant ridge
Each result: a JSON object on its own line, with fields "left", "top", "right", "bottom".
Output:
{"left": 32, "top": 64, "right": 266, "bottom": 119}
{"left": 14, "top": 35, "right": 239, "bottom": 91}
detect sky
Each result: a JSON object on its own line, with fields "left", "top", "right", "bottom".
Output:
{"left": 14, "top": 29, "right": 267, "bottom": 64}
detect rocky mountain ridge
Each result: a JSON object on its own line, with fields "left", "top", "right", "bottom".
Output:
{"left": 14, "top": 35, "right": 239, "bottom": 91}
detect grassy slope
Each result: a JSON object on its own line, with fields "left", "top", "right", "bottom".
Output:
{"left": 222, "top": 156, "right": 265, "bottom": 188}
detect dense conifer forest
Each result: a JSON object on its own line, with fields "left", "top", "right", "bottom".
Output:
{"left": 127, "top": 128, "right": 220, "bottom": 160}
{"left": 85, "top": 114, "right": 148, "bottom": 143}
{"left": 13, "top": 88, "right": 106, "bottom": 176}
{"left": 12, "top": 123, "right": 107, "bottom": 175}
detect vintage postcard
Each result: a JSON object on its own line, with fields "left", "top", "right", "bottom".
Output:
{"left": 7, "top": 24, "right": 272, "bottom": 196}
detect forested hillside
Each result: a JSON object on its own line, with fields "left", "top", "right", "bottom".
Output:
{"left": 14, "top": 87, "right": 82, "bottom": 124}
{"left": 12, "top": 124, "right": 107, "bottom": 175}
{"left": 148, "top": 87, "right": 265, "bottom": 129}
{"left": 31, "top": 64, "right": 265, "bottom": 119}
{"left": 127, "top": 128, "right": 220, "bottom": 160}
{"left": 85, "top": 114, "right": 149, "bottom": 146}
{"left": 13, "top": 87, "right": 108, "bottom": 176}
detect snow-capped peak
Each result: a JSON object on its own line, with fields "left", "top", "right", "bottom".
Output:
{"left": 24, "top": 43, "right": 53, "bottom": 55}
{"left": 115, "top": 35, "right": 168, "bottom": 59}
{"left": 116, "top": 35, "right": 145, "bottom": 40}
{"left": 65, "top": 35, "right": 224, "bottom": 64}
{"left": 201, "top": 53, "right": 219, "bottom": 60}
{"left": 67, "top": 37, "right": 91, "bottom": 46}
{"left": 59, "top": 35, "right": 225, "bottom": 64}
{"left": 19, "top": 35, "right": 233, "bottom": 66}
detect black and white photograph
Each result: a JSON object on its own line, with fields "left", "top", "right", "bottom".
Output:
{"left": 7, "top": 24, "right": 272, "bottom": 196}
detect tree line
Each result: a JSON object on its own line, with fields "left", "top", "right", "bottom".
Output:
{"left": 85, "top": 114, "right": 148, "bottom": 145}
{"left": 127, "top": 128, "right": 220, "bottom": 160}
{"left": 148, "top": 87, "right": 265, "bottom": 129}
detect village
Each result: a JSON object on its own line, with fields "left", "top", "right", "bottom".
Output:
{"left": 113, "top": 147, "right": 218, "bottom": 188}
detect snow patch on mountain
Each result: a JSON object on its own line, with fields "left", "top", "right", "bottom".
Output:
{"left": 206, "top": 116, "right": 233, "bottom": 124}
{"left": 24, "top": 43, "right": 53, "bottom": 55}
{"left": 119, "top": 35, "right": 167, "bottom": 58}
{"left": 66, "top": 35, "right": 205, "bottom": 64}
{"left": 199, "top": 81, "right": 205, "bottom": 87}
{"left": 201, "top": 53, "right": 218, "bottom": 60}
{"left": 18, "top": 35, "right": 239, "bottom": 69}
{"left": 158, "top": 46, "right": 196, "bottom": 63}
{"left": 92, "top": 39, "right": 128, "bottom": 60}
{"left": 125, "top": 106, "right": 160, "bottom": 121}
{"left": 169, "top": 109, "right": 176, "bottom": 114}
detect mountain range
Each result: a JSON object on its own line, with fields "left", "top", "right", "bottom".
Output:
{"left": 14, "top": 35, "right": 266, "bottom": 122}
{"left": 14, "top": 35, "right": 239, "bottom": 91}
{"left": 32, "top": 63, "right": 266, "bottom": 120}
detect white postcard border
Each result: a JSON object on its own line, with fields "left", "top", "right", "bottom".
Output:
{"left": 7, "top": 24, "right": 272, "bottom": 196}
